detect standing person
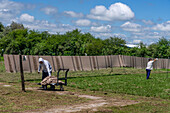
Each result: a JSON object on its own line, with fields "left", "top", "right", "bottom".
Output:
{"left": 38, "top": 58, "right": 52, "bottom": 88}
{"left": 146, "top": 58, "right": 158, "bottom": 79}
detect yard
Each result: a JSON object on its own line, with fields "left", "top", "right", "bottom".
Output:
{"left": 0, "top": 61, "right": 169, "bottom": 112}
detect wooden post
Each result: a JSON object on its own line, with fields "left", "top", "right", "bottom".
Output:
{"left": 19, "top": 54, "right": 25, "bottom": 92}
{"left": 167, "top": 57, "right": 169, "bottom": 79}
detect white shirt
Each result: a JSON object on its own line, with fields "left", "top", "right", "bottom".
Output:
{"left": 146, "top": 61, "right": 154, "bottom": 70}
{"left": 38, "top": 60, "right": 52, "bottom": 76}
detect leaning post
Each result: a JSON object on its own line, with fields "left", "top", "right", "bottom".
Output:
{"left": 167, "top": 57, "right": 170, "bottom": 79}
{"left": 19, "top": 54, "right": 26, "bottom": 92}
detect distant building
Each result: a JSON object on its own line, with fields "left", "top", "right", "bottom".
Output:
{"left": 125, "top": 44, "right": 139, "bottom": 48}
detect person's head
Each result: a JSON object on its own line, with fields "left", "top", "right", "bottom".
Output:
{"left": 39, "top": 58, "right": 44, "bottom": 64}
{"left": 148, "top": 58, "right": 152, "bottom": 61}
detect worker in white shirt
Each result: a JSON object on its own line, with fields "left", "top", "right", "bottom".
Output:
{"left": 146, "top": 58, "right": 158, "bottom": 79}
{"left": 38, "top": 58, "right": 53, "bottom": 88}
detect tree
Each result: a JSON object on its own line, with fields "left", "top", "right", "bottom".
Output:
{"left": 10, "top": 21, "right": 25, "bottom": 30}
{"left": 136, "top": 42, "right": 148, "bottom": 57}
{"left": 0, "top": 22, "right": 4, "bottom": 39}
{"left": 0, "top": 21, "right": 169, "bottom": 57}
{"left": 156, "top": 37, "right": 170, "bottom": 58}
{"left": 0, "top": 22, "right": 4, "bottom": 32}
{"left": 3, "top": 29, "right": 28, "bottom": 54}
{"left": 86, "top": 38, "right": 104, "bottom": 55}
{"left": 26, "top": 30, "right": 42, "bottom": 55}
{"left": 103, "top": 37, "right": 126, "bottom": 55}
{"left": 148, "top": 43, "right": 158, "bottom": 58}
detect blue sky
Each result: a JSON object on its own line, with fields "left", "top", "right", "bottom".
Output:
{"left": 0, "top": 0, "right": 170, "bottom": 45}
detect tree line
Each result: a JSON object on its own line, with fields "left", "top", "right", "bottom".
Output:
{"left": 0, "top": 22, "right": 170, "bottom": 58}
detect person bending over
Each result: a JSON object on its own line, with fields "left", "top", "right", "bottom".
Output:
{"left": 38, "top": 58, "right": 52, "bottom": 88}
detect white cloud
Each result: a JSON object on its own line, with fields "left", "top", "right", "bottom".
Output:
{"left": 75, "top": 19, "right": 91, "bottom": 26}
{"left": 41, "top": 6, "right": 58, "bottom": 15}
{"left": 0, "top": 0, "right": 24, "bottom": 11}
{"left": 132, "top": 32, "right": 145, "bottom": 36}
{"left": 24, "top": 20, "right": 75, "bottom": 34}
{"left": 64, "top": 11, "right": 84, "bottom": 18}
{"left": 152, "top": 21, "right": 170, "bottom": 31}
{"left": 121, "top": 21, "right": 141, "bottom": 32}
{"left": 91, "top": 25, "right": 111, "bottom": 32}
{"left": 20, "top": 13, "right": 34, "bottom": 22}
{"left": 0, "top": 0, "right": 34, "bottom": 24}
{"left": 87, "top": 2, "right": 134, "bottom": 21}
{"left": 0, "top": 0, "right": 24, "bottom": 23}
{"left": 142, "top": 20, "right": 154, "bottom": 25}
{"left": 97, "top": 33, "right": 126, "bottom": 38}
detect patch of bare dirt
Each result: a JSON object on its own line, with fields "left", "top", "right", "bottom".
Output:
{"left": 26, "top": 87, "right": 140, "bottom": 113}
{"left": 3, "top": 85, "right": 11, "bottom": 87}
{"left": 109, "top": 99, "right": 139, "bottom": 107}
{"left": 0, "top": 82, "right": 12, "bottom": 87}
{"left": 0, "top": 82, "right": 4, "bottom": 85}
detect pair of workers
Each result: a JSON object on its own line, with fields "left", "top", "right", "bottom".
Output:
{"left": 37, "top": 57, "right": 158, "bottom": 87}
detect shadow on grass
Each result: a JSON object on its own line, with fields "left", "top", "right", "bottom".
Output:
{"left": 37, "top": 88, "right": 66, "bottom": 92}
{"left": 67, "top": 73, "right": 124, "bottom": 79}
{"left": 7, "top": 82, "right": 19, "bottom": 83}
{"left": 25, "top": 74, "right": 125, "bottom": 83}
{"left": 25, "top": 79, "right": 42, "bottom": 82}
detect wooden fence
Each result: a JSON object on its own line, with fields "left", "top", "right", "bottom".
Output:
{"left": 3, "top": 54, "right": 170, "bottom": 73}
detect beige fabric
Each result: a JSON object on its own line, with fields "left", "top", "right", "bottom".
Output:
{"left": 41, "top": 76, "right": 64, "bottom": 85}
{"left": 81, "top": 56, "right": 92, "bottom": 71}
{"left": 22, "top": 55, "right": 31, "bottom": 72}
{"left": 3, "top": 54, "right": 170, "bottom": 72}
{"left": 96, "top": 56, "right": 107, "bottom": 69}
{"left": 61, "top": 56, "right": 75, "bottom": 71}
{"left": 111, "top": 55, "right": 121, "bottom": 67}
{"left": 29, "top": 55, "right": 36, "bottom": 72}
{"left": 3, "top": 54, "right": 10, "bottom": 72}
{"left": 73, "top": 56, "right": 82, "bottom": 71}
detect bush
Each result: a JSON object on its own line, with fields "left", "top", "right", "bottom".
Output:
{"left": 0, "top": 56, "right": 4, "bottom": 61}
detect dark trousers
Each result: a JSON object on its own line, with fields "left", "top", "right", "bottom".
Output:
{"left": 146, "top": 69, "right": 151, "bottom": 79}
{"left": 42, "top": 71, "right": 53, "bottom": 88}
{"left": 42, "top": 71, "right": 52, "bottom": 80}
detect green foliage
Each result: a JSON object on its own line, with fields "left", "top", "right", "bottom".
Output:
{"left": 0, "top": 22, "right": 4, "bottom": 32}
{"left": 147, "top": 37, "right": 170, "bottom": 58}
{"left": 0, "top": 22, "right": 169, "bottom": 58}
{"left": 0, "top": 57, "right": 3, "bottom": 62}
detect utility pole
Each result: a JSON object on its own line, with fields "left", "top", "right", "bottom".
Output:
{"left": 19, "top": 54, "right": 25, "bottom": 92}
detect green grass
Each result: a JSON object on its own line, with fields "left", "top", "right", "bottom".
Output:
{"left": 0, "top": 61, "right": 170, "bottom": 112}
{"left": 0, "top": 62, "right": 5, "bottom": 73}
{"left": 68, "top": 71, "right": 170, "bottom": 99}
{"left": 0, "top": 63, "right": 169, "bottom": 99}
{"left": 97, "top": 101, "right": 170, "bottom": 113}
{"left": 0, "top": 56, "right": 3, "bottom": 61}
{"left": 0, "top": 85, "right": 87, "bottom": 113}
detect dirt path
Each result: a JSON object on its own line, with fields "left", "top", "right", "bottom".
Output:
{"left": 26, "top": 87, "right": 139, "bottom": 113}
{"left": 0, "top": 83, "right": 139, "bottom": 113}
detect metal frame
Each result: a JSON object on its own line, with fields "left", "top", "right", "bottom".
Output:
{"left": 41, "top": 68, "right": 69, "bottom": 91}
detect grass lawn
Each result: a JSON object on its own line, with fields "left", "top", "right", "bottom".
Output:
{"left": 0, "top": 61, "right": 170, "bottom": 112}
{"left": 68, "top": 71, "right": 170, "bottom": 99}
{"left": 0, "top": 85, "right": 87, "bottom": 113}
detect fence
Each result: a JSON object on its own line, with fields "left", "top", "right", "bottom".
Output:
{"left": 3, "top": 54, "right": 170, "bottom": 73}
